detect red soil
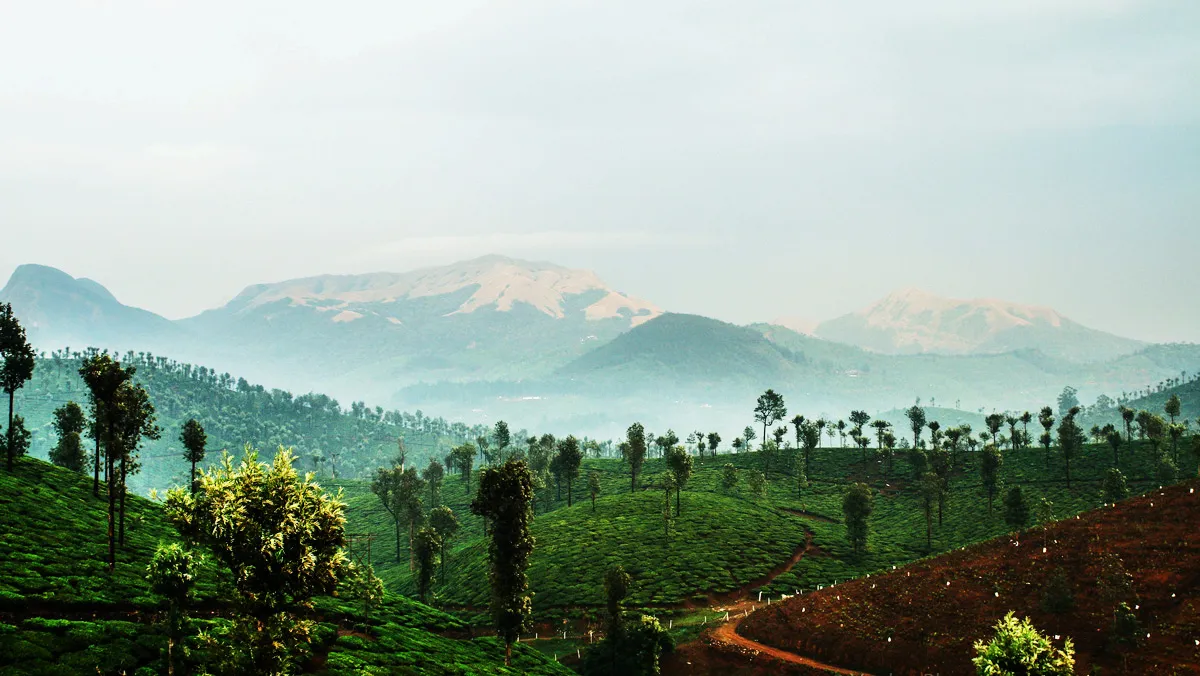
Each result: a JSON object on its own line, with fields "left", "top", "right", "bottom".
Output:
{"left": 733, "top": 479, "right": 1200, "bottom": 675}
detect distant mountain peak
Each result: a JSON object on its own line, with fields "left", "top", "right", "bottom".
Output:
{"left": 221, "top": 255, "right": 662, "bottom": 326}
{"left": 816, "top": 288, "right": 1141, "bottom": 362}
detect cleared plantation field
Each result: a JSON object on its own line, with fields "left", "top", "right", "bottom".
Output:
{"left": 0, "top": 458, "right": 571, "bottom": 676}
{"left": 738, "top": 478, "right": 1200, "bottom": 675}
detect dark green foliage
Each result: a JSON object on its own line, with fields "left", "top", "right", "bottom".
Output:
{"left": 622, "top": 423, "right": 648, "bottom": 493}
{"left": 746, "top": 468, "right": 766, "bottom": 497}
{"left": 1111, "top": 602, "right": 1141, "bottom": 646}
{"left": 665, "top": 445, "right": 693, "bottom": 515}
{"left": 918, "top": 472, "right": 940, "bottom": 550}
{"left": 754, "top": 389, "right": 787, "bottom": 450}
{"left": 0, "top": 415, "right": 30, "bottom": 465}
{"left": 1004, "top": 486, "right": 1030, "bottom": 531}
{"left": 981, "top": 445, "right": 1003, "bottom": 513}
{"left": 471, "top": 459, "right": 535, "bottom": 665}
{"left": 1041, "top": 567, "right": 1075, "bottom": 614}
{"left": 146, "top": 543, "right": 198, "bottom": 675}
{"left": 604, "top": 564, "right": 631, "bottom": 638}
{"left": 423, "top": 457, "right": 445, "bottom": 508}
{"left": 429, "top": 506, "right": 459, "bottom": 583}
{"left": 720, "top": 463, "right": 738, "bottom": 492}
{"left": 906, "top": 405, "right": 927, "bottom": 448}
{"left": 1057, "top": 407, "right": 1084, "bottom": 488}
{"left": 588, "top": 470, "right": 602, "bottom": 511}
{"left": 371, "top": 463, "right": 406, "bottom": 563}
{"left": 1103, "top": 468, "right": 1128, "bottom": 503}
{"left": 493, "top": 420, "right": 511, "bottom": 463}
{"left": 414, "top": 527, "right": 439, "bottom": 604}
{"left": 1, "top": 302, "right": 37, "bottom": 472}
{"left": 554, "top": 436, "right": 584, "bottom": 507}
{"left": 581, "top": 613, "right": 674, "bottom": 676}
{"left": 842, "top": 482, "right": 873, "bottom": 555}
{"left": 49, "top": 401, "right": 87, "bottom": 473}
{"left": 179, "top": 418, "right": 206, "bottom": 495}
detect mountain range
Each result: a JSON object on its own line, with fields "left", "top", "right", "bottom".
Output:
{"left": 1, "top": 255, "right": 1194, "bottom": 437}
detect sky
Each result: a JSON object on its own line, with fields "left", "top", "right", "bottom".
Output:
{"left": 1, "top": 0, "right": 1198, "bottom": 342}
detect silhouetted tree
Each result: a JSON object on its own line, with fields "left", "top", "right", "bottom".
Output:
{"left": 842, "top": 483, "right": 873, "bottom": 555}
{"left": 1057, "top": 407, "right": 1084, "bottom": 488}
{"left": 0, "top": 303, "right": 36, "bottom": 472}
{"left": 981, "top": 445, "right": 1003, "bottom": 514}
{"left": 1103, "top": 468, "right": 1128, "bottom": 504}
{"left": 1004, "top": 486, "right": 1030, "bottom": 531}
{"left": 414, "top": 527, "right": 439, "bottom": 603}
{"left": 493, "top": 420, "right": 511, "bottom": 462}
{"left": 754, "top": 389, "right": 787, "bottom": 450}
{"left": 180, "top": 418, "right": 207, "bottom": 494}
{"left": 623, "top": 423, "right": 648, "bottom": 493}
{"left": 470, "top": 459, "right": 535, "bottom": 666}
{"left": 906, "top": 406, "right": 926, "bottom": 449}
{"left": 588, "top": 470, "right": 602, "bottom": 511}
{"left": 555, "top": 435, "right": 584, "bottom": 506}
{"left": 666, "top": 445, "right": 693, "bottom": 516}
{"left": 1039, "top": 407, "right": 1056, "bottom": 467}
{"left": 50, "top": 401, "right": 87, "bottom": 472}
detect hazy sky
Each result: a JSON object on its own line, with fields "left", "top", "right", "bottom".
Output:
{"left": 2, "top": 1, "right": 1197, "bottom": 342}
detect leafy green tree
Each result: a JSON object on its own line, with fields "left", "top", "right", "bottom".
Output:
{"left": 80, "top": 353, "right": 134, "bottom": 498}
{"left": 493, "top": 420, "right": 511, "bottom": 462}
{"left": 799, "top": 420, "right": 821, "bottom": 479}
{"left": 477, "top": 434, "right": 492, "bottom": 466}
{"left": 340, "top": 561, "right": 384, "bottom": 616}
{"left": 400, "top": 467, "right": 426, "bottom": 571}
{"left": 972, "top": 612, "right": 1075, "bottom": 675}
{"left": 720, "top": 463, "right": 738, "bottom": 492}
{"left": 981, "top": 445, "right": 1003, "bottom": 514}
{"left": 146, "top": 543, "right": 199, "bottom": 676}
{"left": 1103, "top": 468, "right": 1128, "bottom": 504}
{"left": 414, "top": 527, "right": 439, "bottom": 603}
{"left": 1165, "top": 393, "right": 1181, "bottom": 425}
{"left": 0, "top": 415, "right": 29, "bottom": 468}
{"left": 588, "top": 470, "right": 602, "bottom": 511}
{"left": 423, "top": 457, "right": 445, "bottom": 507}
{"left": 666, "top": 445, "right": 693, "bottom": 516}
{"left": 622, "top": 423, "right": 648, "bottom": 493}
{"left": 1004, "top": 486, "right": 1030, "bottom": 531}
{"left": 1120, "top": 405, "right": 1135, "bottom": 443}
{"left": 429, "top": 505, "right": 459, "bottom": 583}
{"left": 706, "top": 432, "right": 721, "bottom": 455}
{"left": 1156, "top": 455, "right": 1178, "bottom": 483}
{"left": 754, "top": 389, "right": 787, "bottom": 450}
{"left": 906, "top": 405, "right": 926, "bottom": 449}
{"left": 1111, "top": 602, "right": 1141, "bottom": 647}
{"left": 1041, "top": 567, "right": 1074, "bottom": 614}
{"left": 106, "top": 378, "right": 160, "bottom": 557}
{"left": 653, "top": 430, "right": 678, "bottom": 460}
{"left": 1038, "top": 407, "right": 1055, "bottom": 467}
{"left": 870, "top": 419, "right": 891, "bottom": 451}
{"left": 918, "top": 471, "right": 940, "bottom": 549}
{"left": 555, "top": 435, "right": 584, "bottom": 506}
{"left": 470, "top": 459, "right": 535, "bottom": 666}
{"left": 1168, "top": 423, "right": 1186, "bottom": 466}
{"left": 731, "top": 437, "right": 744, "bottom": 454}
{"left": 743, "top": 425, "right": 758, "bottom": 451}
{"left": 604, "top": 564, "right": 631, "bottom": 639}
{"left": 451, "top": 443, "right": 475, "bottom": 492}
{"left": 1056, "top": 407, "right": 1084, "bottom": 488}
{"left": 48, "top": 401, "right": 87, "bottom": 472}
{"left": 371, "top": 463, "right": 406, "bottom": 562}
{"left": 1056, "top": 386, "right": 1080, "bottom": 419}
{"left": 842, "top": 483, "right": 873, "bottom": 555}
{"left": 1103, "top": 424, "right": 1122, "bottom": 467}
{"left": 0, "top": 303, "right": 36, "bottom": 472}
{"left": 180, "top": 418, "right": 207, "bottom": 494}
{"left": 746, "top": 468, "right": 766, "bottom": 498}
{"left": 984, "top": 413, "right": 1005, "bottom": 447}
{"left": 164, "top": 447, "right": 347, "bottom": 675}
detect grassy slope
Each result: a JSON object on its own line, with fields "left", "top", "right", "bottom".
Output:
{"left": 0, "top": 457, "right": 570, "bottom": 676}
{"left": 345, "top": 434, "right": 1173, "bottom": 620}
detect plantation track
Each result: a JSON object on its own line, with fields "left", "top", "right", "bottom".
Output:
{"left": 710, "top": 611, "right": 869, "bottom": 675}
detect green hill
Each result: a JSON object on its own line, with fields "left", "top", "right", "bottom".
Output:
{"left": 13, "top": 351, "right": 493, "bottom": 492}
{"left": 0, "top": 457, "right": 570, "bottom": 676}
{"left": 343, "top": 429, "right": 1174, "bottom": 621}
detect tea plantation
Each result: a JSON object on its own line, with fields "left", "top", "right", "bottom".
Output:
{"left": 0, "top": 457, "right": 571, "bottom": 676}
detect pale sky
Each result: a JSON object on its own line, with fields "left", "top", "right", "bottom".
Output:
{"left": 1, "top": 1, "right": 1197, "bottom": 342}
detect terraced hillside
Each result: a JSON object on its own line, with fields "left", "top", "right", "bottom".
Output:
{"left": 0, "top": 457, "right": 570, "bottom": 675}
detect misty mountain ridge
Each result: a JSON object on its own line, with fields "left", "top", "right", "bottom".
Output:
{"left": 813, "top": 287, "right": 1145, "bottom": 362}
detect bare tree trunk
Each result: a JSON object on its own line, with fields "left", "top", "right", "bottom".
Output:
{"left": 107, "top": 453, "right": 116, "bottom": 571}
{"left": 119, "top": 454, "right": 127, "bottom": 546}
{"left": 93, "top": 435, "right": 101, "bottom": 496}
{"left": 6, "top": 391, "right": 13, "bottom": 471}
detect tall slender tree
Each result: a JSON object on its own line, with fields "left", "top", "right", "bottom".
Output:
{"left": 665, "top": 445, "right": 693, "bottom": 516}
{"left": 906, "top": 406, "right": 926, "bottom": 449}
{"left": 1057, "top": 407, "right": 1084, "bottom": 489}
{"left": 555, "top": 435, "right": 584, "bottom": 507}
{"left": 471, "top": 459, "right": 535, "bottom": 666}
{"left": 429, "top": 506, "right": 459, "bottom": 583}
{"left": 50, "top": 401, "right": 87, "bottom": 472}
{"left": 622, "top": 423, "right": 647, "bottom": 493}
{"left": 754, "top": 389, "right": 787, "bottom": 450}
{"left": 371, "top": 463, "right": 406, "bottom": 563}
{"left": 981, "top": 445, "right": 1003, "bottom": 514}
{"left": 493, "top": 420, "right": 511, "bottom": 463}
{"left": 180, "top": 419, "right": 207, "bottom": 495}
{"left": 0, "top": 303, "right": 36, "bottom": 472}
{"left": 1038, "top": 407, "right": 1056, "bottom": 467}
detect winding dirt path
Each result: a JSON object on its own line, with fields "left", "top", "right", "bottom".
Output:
{"left": 708, "top": 609, "right": 869, "bottom": 675}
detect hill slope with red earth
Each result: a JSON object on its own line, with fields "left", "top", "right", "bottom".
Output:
{"left": 676, "top": 478, "right": 1200, "bottom": 675}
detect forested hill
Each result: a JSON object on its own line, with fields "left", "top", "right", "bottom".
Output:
{"left": 14, "top": 349, "right": 492, "bottom": 492}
